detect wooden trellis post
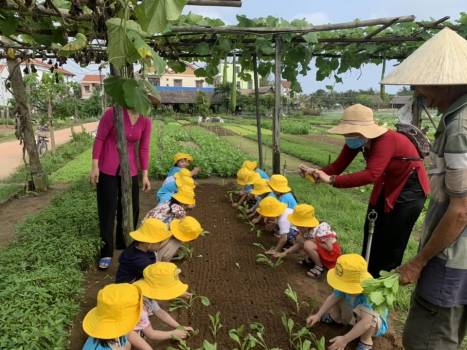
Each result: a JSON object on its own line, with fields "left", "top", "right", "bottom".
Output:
{"left": 272, "top": 35, "right": 282, "bottom": 174}
{"left": 110, "top": 64, "right": 133, "bottom": 246}
{"left": 253, "top": 53, "right": 264, "bottom": 169}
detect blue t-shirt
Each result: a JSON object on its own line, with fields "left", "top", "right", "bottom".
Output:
{"left": 82, "top": 336, "right": 128, "bottom": 350}
{"left": 156, "top": 181, "right": 178, "bottom": 204}
{"left": 334, "top": 290, "right": 388, "bottom": 336}
{"left": 115, "top": 242, "right": 156, "bottom": 283}
{"left": 278, "top": 192, "right": 297, "bottom": 209}
{"left": 167, "top": 166, "right": 182, "bottom": 177}
{"left": 244, "top": 185, "right": 253, "bottom": 193}
{"left": 256, "top": 168, "right": 269, "bottom": 180}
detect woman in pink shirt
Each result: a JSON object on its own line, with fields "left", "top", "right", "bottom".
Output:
{"left": 89, "top": 107, "right": 152, "bottom": 269}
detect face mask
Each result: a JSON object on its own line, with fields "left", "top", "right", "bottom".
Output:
{"left": 345, "top": 136, "right": 366, "bottom": 150}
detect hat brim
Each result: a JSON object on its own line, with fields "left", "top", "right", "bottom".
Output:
{"left": 268, "top": 182, "right": 291, "bottom": 193}
{"left": 326, "top": 268, "right": 372, "bottom": 294}
{"left": 170, "top": 220, "right": 202, "bottom": 242}
{"left": 173, "top": 154, "right": 193, "bottom": 164}
{"left": 130, "top": 229, "right": 172, "bottom": 244}
{"left": 134, "top": 279, "right": 188, "bottom": 301}
{"left": 328, "top": 124, "right": 387, "bottom": 139}
{"left": 251, "top": 188, "right": 272, "bottom": 196}
{"left": 172, "top": 193, "right": 196, "bottom": 206}
{"left": 82, "top": 296, "right": 142, "bottom": 339}
{"left": 288, "top": 214, "right": 319, "bottom": 228}
{"left": 237, "top": 179, "right": 249, "bottom": 186}
{"left": 256, "top": 202, "right": 287, "bottom": 217}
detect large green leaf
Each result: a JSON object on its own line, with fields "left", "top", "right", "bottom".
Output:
{"left": 59, "top": 33, "right": 87, "bottom": 55}
{"left": 123, "top": 79, "right": 152, "bottom": 115}
{"left": 135, "top": 0, "right": 187, "bottom": 34}
{"left": 106, "top": 18, "right": 143, "bottom": 68}
{"left": 104, "top": 76, "right": 126, "bottom": 106}
{"left": 0, "top": 12, "right": 19, "bottom": 36}
{"left": 195, "top": 42, "right": 210, "bottom": 55}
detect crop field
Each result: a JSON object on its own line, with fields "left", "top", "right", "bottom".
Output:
{"left": 1, "top": 116, "right": 463, "bottom": 350}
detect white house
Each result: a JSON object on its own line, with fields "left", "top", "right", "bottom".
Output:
{"left": 0, "top": 59, "right": 75, "bottom": 106}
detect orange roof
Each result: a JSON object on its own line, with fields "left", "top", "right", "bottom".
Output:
{"left": 81, "top": 74, "right": 103, "bottom": 83}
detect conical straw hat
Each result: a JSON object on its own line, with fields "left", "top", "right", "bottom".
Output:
{"left": 381, "top": 28, "right": 467, "bottom": 86}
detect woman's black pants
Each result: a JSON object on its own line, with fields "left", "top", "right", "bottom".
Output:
{"left": 361, "top": 173, "right": 426, "bottom": 277}
{"left": 96, "top": 172, "right": 139, "bottom": 258}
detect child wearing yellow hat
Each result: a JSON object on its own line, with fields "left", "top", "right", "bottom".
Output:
{"left": 128, "top": 263, "right": 194, "bottom": 349}
{"left": 256, "top": 196, "right": 298, "bottom": 255}
{"left": 274, "top": 205, "right": 341, "bottom": 279}
{"left": 82, "top": 283, "right": 143, "bottom": 350}
{"left": 115, "top": 219, "right": 172, "bottom": 283}
{"left": 268, "top": 174, "right": 298, "bottom": 209}
{"left": 145, "top": 187, "right": 195, "bottom": 225}
{"left": 242, "top": 160, "right": 269, "bottom": 180}
{"left": 246, "top": 178, "right": 276, "bottom": 223}
{"left": 158, "top": 216, "right": 203, "bottom": 262}
{"left": 233, "top": 167, "right": 261, "bottom": 208}
{"left": 306, "top": 254, "right": 388, "bottom": 350}
{"left": 168, "top": 152, "right": 201, "bottom": 177}
{"left": 156, "top": 170, "right": 195, "bottom": 205}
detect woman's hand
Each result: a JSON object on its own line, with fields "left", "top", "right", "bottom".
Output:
{"left": 298, "top": 164, "right": 318, "bottom": 178}
{"left": 142, "top": 175, "right": 151, "bottom": 192}
{"left": 89, "top": 166, "right": 99, "bottom": 185}
{"left": 314, "top": 170, "right": 332, "bottom": 184}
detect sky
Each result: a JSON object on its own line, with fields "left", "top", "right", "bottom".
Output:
{"left": 64, "top": 0, "right": 466, "bottom": 94}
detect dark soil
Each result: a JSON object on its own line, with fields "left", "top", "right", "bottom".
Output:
{"left": 203, "top": 125, "right": 237, "bottom": 136}
{"left": 68, "top": 182, "right": 402, "bottom": 350}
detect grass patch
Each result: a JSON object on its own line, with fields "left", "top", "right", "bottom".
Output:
{"left": 0, "top": 180, "right": 99, "bottom": 349}
{"left": 50, "top": 148, "right": 92, "bottom": 183}
{"left": 0, "top": 183, "right": 23, "bottom": 202}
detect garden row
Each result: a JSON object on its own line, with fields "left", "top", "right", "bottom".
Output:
{"left": 150, "top": 120, "right": 249, "bottom": 178}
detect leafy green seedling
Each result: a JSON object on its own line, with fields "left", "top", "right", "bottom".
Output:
{"left": 256, "top": 253, "right": 283, "bottom": 268}
{"left": 229, "top": 325, "right": 257, "bottom": 350}
{"left": 169, "top": 293, "right": 211, "bottom": 314}
{"left": 284, "top": 283, "right": 300, "bottom": 314}
{"left": 208, "top": 312, "right": 223, "bottom": 340}
{"left": 362, "top": 270, "right": 400, "bottom": 315}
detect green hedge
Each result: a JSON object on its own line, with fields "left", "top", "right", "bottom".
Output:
{"left": 0, "top": 181, "right": 100, "bottom": 349}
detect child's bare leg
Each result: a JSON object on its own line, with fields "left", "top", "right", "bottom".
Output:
{"left": 303, "top": 240, "right": 323, "bottom": 266}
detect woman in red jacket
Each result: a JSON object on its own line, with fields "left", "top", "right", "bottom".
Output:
{"left": 299, "top": 104, "right": 429, "bottom": 277}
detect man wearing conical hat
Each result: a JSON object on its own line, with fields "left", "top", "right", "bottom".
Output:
{"left": 382, "top": 28, "right": 467, "bottom": 350}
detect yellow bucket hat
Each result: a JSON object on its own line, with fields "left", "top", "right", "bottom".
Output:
{"left": 237, "top": 167, "right": 254, "bottom": 186}
{"left": 134, "top": 262, "right": 189, "bottom": 300}
{"left": 170, "top": 216, "right": 203, "bottom": 242}
{"left": 130, "top": 218, "right": 172, "bottom": 243}
{"left": 251, "top": 179, "right": 272, "bottom": 196}
{"left": 256, "top": 196, "right": 287, "bottom": 217}
{"left": 175, "top": 173, "right": 195, "bottom": 189}
{"left": 83, "top": 283, "right": 143, "bottom": 339}
{"left": 242, "top": 160, "right": 258, "bottom": 171}
{"left": 172, "top": 187, "right": 196, "bottom": 206}
{"left": 327, "top": 254, "right": 373, "bottom": 294}
{"left": 173, "top": 152, "right": 193, "bottom": 165}
{"left": 268, "top": 174, "right": 291, "bottom": 193}
{"left": 288, "top": 204, "right": 319, "bottom": 228}
{"left": 248, "top": 171, "right": 261, "bottom": 185}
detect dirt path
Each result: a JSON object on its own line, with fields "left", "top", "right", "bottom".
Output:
{"left": 68, "top": 181, "right": 402, "bottom": 350}
{"left": 0, "top": 121, "right": 98, "bottom": 180}
{"left": 0, "top": 184, "right": 69, "bottom": 246}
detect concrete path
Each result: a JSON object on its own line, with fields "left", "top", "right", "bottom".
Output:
{"left": 0, "top": 121, "right": 98, "bottom": 180}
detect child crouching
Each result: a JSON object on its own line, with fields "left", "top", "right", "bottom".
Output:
{"left": 307, "top": 254, "right": 388, "bottom": 350}
{"left": 129, "top": 262, "right": 194, "bottom": 349}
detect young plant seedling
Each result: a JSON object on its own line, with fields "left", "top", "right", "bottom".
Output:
{"left": 256, "top": 253, "right": 283, "bottom": 269}
{"left": 284, "top": 283, "right": 300, "bottom": 314}
{"left": 177, "top": 243, "right": 194, "bottom": 260}
{"left": 209, "top": 312, "right": 223, "bottom": 340}
{"left": 362, "top": 270, "right": 400, "bottom": 315}
{"left": 169, "top": 293, "right": 211, "bottom": 315}
{"left": 229, "top": 325, "right": 257, "bottom": 350}
{"left": 280, "top": 314, "right": 325, "bottom": 350}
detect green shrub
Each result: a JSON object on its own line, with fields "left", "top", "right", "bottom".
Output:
{"left": 0, "top": 181, "right": 99, "bottom": 349}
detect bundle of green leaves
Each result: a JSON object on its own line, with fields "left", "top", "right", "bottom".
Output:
{"left": 362, "top": 271, "right": 400, "bottom": 315}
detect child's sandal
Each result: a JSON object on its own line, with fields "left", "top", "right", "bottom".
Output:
{"left": 298, "top": 258, "right": 314, "bottom": 268}
{"left": 356, "top": 341, "right": 373, "bottom": 350}
{"left": 98, "top": 257, "right": 112, "bottom": 270}
{"left": 306, "top": 265, "right": 324, "bottom": 279}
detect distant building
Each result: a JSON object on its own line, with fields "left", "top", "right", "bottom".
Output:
{"left": 0, "top": 59, "right": 75, "bottom": 106}
{"left": 391, "top": 95, "right": 412, "bottom": 109}
{"left": 80, "top": 74, "right": 105, "bottom": 99}
{"left": 148, "top": 65, "right": 209, "bottom": 89}
{"left": 216, "top": 62, "right": 255, "bottom": 91}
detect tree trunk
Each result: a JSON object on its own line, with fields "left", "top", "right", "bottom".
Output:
{"left": 253, "top": 54, "right": 264, "bottom": 170}
{"left": 272, "top": 35, "right": 282, "bottom": 174}
{"left": 48, "top": 96, "right": 56, "bottom": 151}
{"left": 230, "top": 53, "right": 237, "bottom": 114}
{"left": 7, "top": 57, "right": 47, "bottom": 191}
{"left": 110, "top": 64, "right": 133, "bottom": 247}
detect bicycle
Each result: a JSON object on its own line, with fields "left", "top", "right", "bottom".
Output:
{"left": 36, "top": 126, "right": 49, "bottom": 157}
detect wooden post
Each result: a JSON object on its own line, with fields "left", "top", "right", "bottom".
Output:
{"left": 230, "top": 52, "right": 237, "bottom": 114}
{"left": 253, "top": 54, "right": 264, "bottom": 169}
{"left": 412, "top": 95, "right": 422, "bottom": 128}
{"left": 272, "top": 35, "right": 282, "bottom": 174}
{"left": 110, "top": 64, "right": 133, "bottom": 246}
{"left": 47, "top": 96, "right": 56, "bottom": 152}
{"left": 7, "top": 57, "right": 47, "bottom": 191}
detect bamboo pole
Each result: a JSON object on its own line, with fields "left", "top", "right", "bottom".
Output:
{"left": 272, "top": 35, "right": 282, "bottom": 174}
{"left": 110, "top": 64, "right": 133, "bottom": 246}
{"left": 253, "top": 54, "right": 263, "bottom": 169}
{"left": 187, "top": 0, "right": 242, "bottom": 6}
